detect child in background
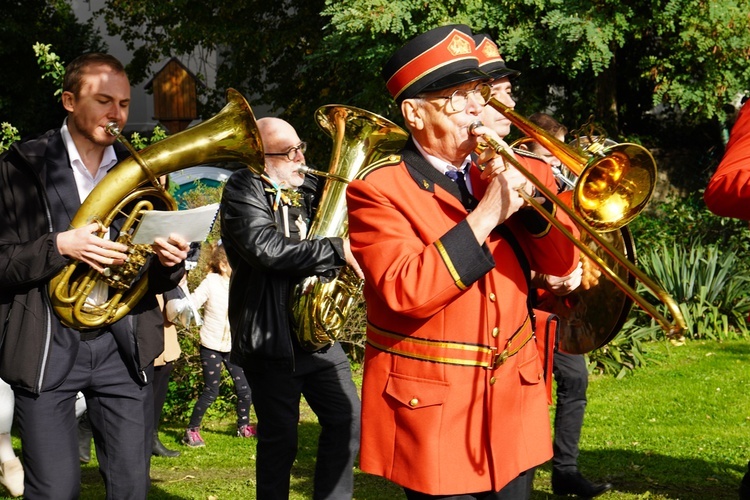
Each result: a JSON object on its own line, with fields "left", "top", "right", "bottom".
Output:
{"left": 183, "top": 242, "right": 255, "bottom": 447}
{"left": 0, "top": 379, "right": 23, "bottom": 497}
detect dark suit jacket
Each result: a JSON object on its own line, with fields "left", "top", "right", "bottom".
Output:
{"left": 0, "top": 129, "right": 183, "bottom": 393}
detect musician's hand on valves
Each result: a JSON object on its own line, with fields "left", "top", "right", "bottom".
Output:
{"left": 153, "top": 234, "right": 189, "bottom": 267}
{"left": 343, "top": 239, "right": 364, "bottom": 280}
{"left": 56, "top": 222, "right": 129, "bottom": 274}
{"left": 543, "top": 261, "right": 583, "bottom": 296}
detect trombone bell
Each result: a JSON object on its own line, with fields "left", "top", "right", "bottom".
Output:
{"left": 575, "top": 144, "right": 656, "bottom": 231}
{"left": 471, "top": 117, "right": 686, "bottom": 340}
{"left": 486, "top": 96, "right": 657, "bottom": 233}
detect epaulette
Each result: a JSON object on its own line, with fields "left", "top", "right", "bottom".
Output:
{"left": 355, "top": 154, "right": 403, "bottom": 180}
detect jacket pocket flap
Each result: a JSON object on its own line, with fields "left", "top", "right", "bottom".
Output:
{"left": 385, "top": 373, "right": 450, "bottom": 409}
{"left": 518, "top": 355, "right": 543, "bottom": 385}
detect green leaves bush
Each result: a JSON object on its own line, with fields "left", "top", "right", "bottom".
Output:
{"left": 641, "top": 243, "right": 750, "bottom": 340}
{"left": 590, "top": 205, "right": 750, "bottom": 376}
{"left": 588, "top": 317, "right": 660, "bottom": 379}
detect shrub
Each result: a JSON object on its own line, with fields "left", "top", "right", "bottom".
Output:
{"left": 640, "top": 242, "right": 750, "bottom": 341}
{"left": 586, "top": 191, "right": 750, "bottom": 376}
{"left": 0, "top": 122, "right": 20, "bottom": 154}
{"left": 590, "top": 239, "right": 750, "bottom": 376}
{"left": 631, "top": 191, "right": 750, "bottom": 255}
{"left": 588, "top": 317, "right": 661, "bottom": 378}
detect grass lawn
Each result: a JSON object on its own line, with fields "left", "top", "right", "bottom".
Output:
{"left": 3, "top": 338, "right": 749, "bottom": 499}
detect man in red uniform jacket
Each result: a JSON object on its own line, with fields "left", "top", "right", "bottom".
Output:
{"left": 705, "top": 99, "right": 750, "bottom": 220}
{"left": 346, "top": 24, "right": 580, "bottom": 499}
{"left": 704, "top": 97, "right": 750, "bottom": 500}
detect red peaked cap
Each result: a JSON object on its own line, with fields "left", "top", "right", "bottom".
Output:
{"left": 382, "top": 24, "right": 490, "bottom": 104}
{"left": 473, "top": 34, "right": 520, "bottom": 80}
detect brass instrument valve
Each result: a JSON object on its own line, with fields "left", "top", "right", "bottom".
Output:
{"left": 100, "top": 243, "right": 153, "bottom": 290}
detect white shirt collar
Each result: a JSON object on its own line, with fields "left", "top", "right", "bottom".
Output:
{"left": 61, "top": 118, "right": 118, "bottom": 202}
{"left": 413, "top": 138, "right": 472, "bottom": 175}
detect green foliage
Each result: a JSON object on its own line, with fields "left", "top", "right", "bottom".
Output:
{"left": 588, "top": 317, "right": 660, "bottom": 378}
{"left": 1, "top": 43, "right": 61, "bottom": 154}
{"left": 319, "top": 0, "right": 750, "bottom": 141}
{"left": 647, "top": 0, "right": 750, "bottom": 123}
{"left": 631, "top": 192, "right": 750, "bottom": 264}
{"left": 1, "top": 1, "right": 105, "bottom": 136}
{"left": 3, "top": 0, "right": 747, "bottom": 163}
{"left": 88, "top": 0, "right": 746, "bottom": 164}
{"left": 639, "top": 243, "right": 750, "bottom": 340}
{"left": 584, "top": 190, "right": 750, "bottom": 376}
{"left": 128, "top": 125, "right": 168, "bottom": 150}
{"left": 0, "top": 123, "right": 20, "bottom": 154}
{"left": 591, "top": 239, "right": 750, "bottom": 377}
{"left": 32, "top": 42, "right": 66, "bottom": 98}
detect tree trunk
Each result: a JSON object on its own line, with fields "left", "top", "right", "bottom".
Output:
{"left": 595, "top": 49, "right": 619, "bottom": 135}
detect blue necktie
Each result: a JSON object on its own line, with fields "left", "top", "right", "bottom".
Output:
{"left": 445, "top": 169, "right": 471, "bottom": 203}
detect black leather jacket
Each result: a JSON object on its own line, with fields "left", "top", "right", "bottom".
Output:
{"left": 220, "top": 168, "right": 345, "bottom": 371}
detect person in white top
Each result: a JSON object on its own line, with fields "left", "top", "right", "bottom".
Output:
{"left": 0, "top": 379, "right": 23, "bottom": 497}
{"left": 183, "top": 242, "right": 255, "bottom": 446}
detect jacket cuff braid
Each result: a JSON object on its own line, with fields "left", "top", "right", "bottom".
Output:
{"left": 434, "top": 219, "right": 494, "bottom": 290}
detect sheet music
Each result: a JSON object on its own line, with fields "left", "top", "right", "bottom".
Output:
{"left": 131, "top": 203, "right": 220, "bottom": 244}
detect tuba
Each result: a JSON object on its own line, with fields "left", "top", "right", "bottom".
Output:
{"left": 49, "top": 88, "right": 264, "bottom": 329}
{"left": 291, "top": 105, "right": 408, "bottom": 351}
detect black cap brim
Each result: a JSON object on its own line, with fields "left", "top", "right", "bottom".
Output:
{"left": 486, "top": 67, "right": 520, "bottom": 80}
{"left": 418, "top": 68, "right": 491, "bottom": 95}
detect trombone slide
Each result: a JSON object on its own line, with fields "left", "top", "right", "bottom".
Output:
{"left": 472, "top": 124, "right": 686, "bottom": 338}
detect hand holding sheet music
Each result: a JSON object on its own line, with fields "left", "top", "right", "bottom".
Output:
{"left": 131, "top": 203, "right": 220, "bottom": 244}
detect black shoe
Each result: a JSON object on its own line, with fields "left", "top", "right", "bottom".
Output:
{"left": 739, "top": 463, "right": 750, "bottom": 500}
{"left": 152, "top": 432, "right": 181, "bottom": 458}
{"left": 741, "top": 481, "right": 750, "bottom": 500}
{"left": 552, "top": 470, "right": 612, "bottom": 498}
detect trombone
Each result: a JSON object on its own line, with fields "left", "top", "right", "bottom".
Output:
{"left": 474, "top": 97, "right": 686, "bottom": 338}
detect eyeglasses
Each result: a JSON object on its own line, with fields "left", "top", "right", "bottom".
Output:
{"left": 264, "top": 141, "right": 307, "bottom": 161}
{"left": 421, "top": 83, "right": 492, "bottom": 112}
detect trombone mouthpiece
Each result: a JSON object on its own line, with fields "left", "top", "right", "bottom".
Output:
{"left": 469, "top": 121, "right": 484, "bottom": 136}
{"left": 296, "top": 165, "right": 350, "bottom": 184}
{"left": 105, "top": 122, "right": 121, "bottom": 137}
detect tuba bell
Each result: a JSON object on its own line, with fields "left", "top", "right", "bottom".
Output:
{"left": 49, "top": 88, "right": 264, "bottom": 329}
{"left": 291, "top": 105, "right": 408, "bottom": 351}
